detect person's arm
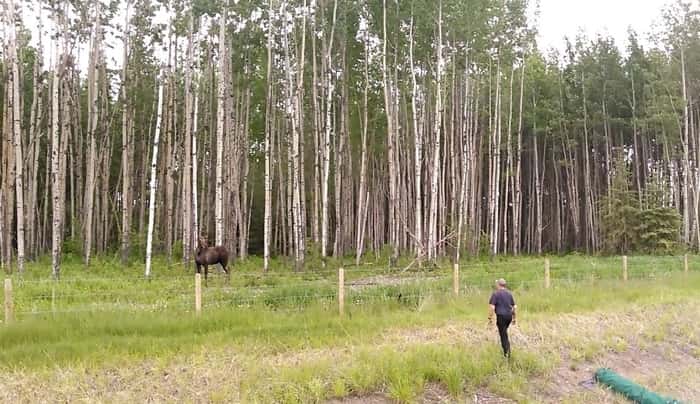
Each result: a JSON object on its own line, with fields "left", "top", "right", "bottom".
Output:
{"left": 511, "top": 295, "right": 517, "bottom": 325}
{"left": 488, "top": 294, "right": 496, "bottom": 323}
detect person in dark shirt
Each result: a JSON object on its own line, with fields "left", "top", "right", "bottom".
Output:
{"left": 488, "top": 278, "right": 517, "bottom": 358}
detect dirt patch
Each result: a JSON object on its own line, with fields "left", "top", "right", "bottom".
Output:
{"left": 541, "top": 342, "right": 700, "bottom": 403}
{"left": 326, "top": 384, "right": 514, "bottom": 404}
{"left": 326, "top": 393, "right": 392, "bottom": 404}
{"left": 471, "top": 389, "right": 517, "bottom": 403}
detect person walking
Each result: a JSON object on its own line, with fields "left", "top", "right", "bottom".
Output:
{"left": 488, "top": 278, "right": 517, "bottom": 358}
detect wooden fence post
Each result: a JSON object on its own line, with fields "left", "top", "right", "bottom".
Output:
{"left": 544, "top": 258, "right": 550, "bottom": 289}
{"left": 453, "top": 263, "right": 459, "bottom": 296}
{"left": 4, "top": 279, "right": 13, "bottom": 324}
{"left": 684, "top": 254, "right": 689, "bottom": 275}
{"left": 622, "top": 256, "right": 628, "bottom": 282}
{"left": 195, "top": 273, "right": 202, "bottom": 316}
{"left": 338, "top": 267, "right": 345, "bottom": 317}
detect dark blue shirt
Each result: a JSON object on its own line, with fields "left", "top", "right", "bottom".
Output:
{"left": 489, "top": 289, "right": 515, "bottom": 316}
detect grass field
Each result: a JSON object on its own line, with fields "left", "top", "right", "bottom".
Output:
{"left": 1, "top": 255, "right": 699, "bottom": 403}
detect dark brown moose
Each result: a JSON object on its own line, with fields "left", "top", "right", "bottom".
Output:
{"left": 195, "top": 236, "right": 230, "bottom": 286}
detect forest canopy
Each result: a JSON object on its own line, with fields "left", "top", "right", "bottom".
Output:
{"left": 1, "top": 0, "right": 699, "bottom": 275}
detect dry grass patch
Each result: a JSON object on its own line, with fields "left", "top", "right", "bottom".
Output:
{"left": 1, "top": 296, "right": 699, "bottom": 403}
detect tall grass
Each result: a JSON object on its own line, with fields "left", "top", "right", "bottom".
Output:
{"left": 4, "top": 254, "right": 695, "bottom": 317}
{"left": 1, "top": 270, "right": 698, "bottom": 370}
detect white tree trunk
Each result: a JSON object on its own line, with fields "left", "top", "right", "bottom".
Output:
{"left": 409, "top": 11, "right": 423, "bottom": 260}
{"left": 382, "top": 0, "right": 398, "bottom": 264}
{"left": 458, "top": 52, "right": 473, "bottom": 262}
{"left": 355, "top": 13, "right": 370, "bottom": 266}
{"left": 264, "top": 0, "right": 275, "bottom": 271}
{"left": 680, "top": 47, "right": 690, "bottom": 246}
{"left": 182, "top": 13, "right": 196, "bottom": 262}
{"left": 321, "top": 70, "right": 333, "bottom": 260}
{"left": 51, "top": 38, "right": 62, "bottom": 279}
{"left": 192, "top": 91, "right": 199, "bottom": 246}
{"left": 145, "top": 79, "right": 165, "bottom": 278}
{"left": 489, "top": 58, "right": 502, "bottom": 256}
{"left": 320, "top": 0, "right": 337, "bottom": 261}
{"left": 215, "top": 12, "right": 226, "bottom": 247}
{"left": 9, "top": 0, "right": 25, "bottom": 273}
{"left": 512, "top": 61, "right": 525, "bottom": 255}
{"left": 581, "top": 71, "right": 597, "bottom": 252}
{"left": 84, "top": 6, "right": 101, "bottom": 266}
{"left": 427, "top": 1, "right": 443, "bottom": 261}
{"left": 121, "top": 4, "right": 131, "bottom": 264}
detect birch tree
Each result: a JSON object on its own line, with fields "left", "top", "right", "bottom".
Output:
{"left": 8, "top": 0, "right": 25, "bottom": 273}
{"left": 264, "top": 0, "right": 275, "bottom": 271}
{"left": 121, "top": 2, "right": 132, "bottom": 264}
{"left": 83, "top": 3, "right": 101, "bottom": 266}
{"left": 145, "top": 77, "right": 165, "bottom": 278}
{"left": 215, "top": 11, "right": 226, "bottom": 247}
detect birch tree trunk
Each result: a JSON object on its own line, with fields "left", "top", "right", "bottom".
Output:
{"left": 321, "top": 0, "right": 337, "bottom": 262}
{"left": 488, "top": 57, "right": 502, "bottom": 256}
{"left": 581, "top": 71, "right": 597, "bottom": 252}
{"left": 409, "top": 10, "right": 423, "bottom": 261}
{"left": 9, "top": 0, "right": 25, "bottom": 273}
{"left": 182, "top": 14, "right": 194, "bottom": 263}
{"left": 121, "top": 3, "right": 131, "bottom": 264}
{"left": 264, "top": 0, "right": 275, "bottom": 271}
{"left": 215, "top": 12, "right": 226, "bottom": 247}
{"left": 680, "top": 47, "right": 690, "bottom": 246}
{"left": 512, "top": 61, "right": 525, "bottom": 255}
{"left": 145, "top": 79, "right": 165, "bottom": 278}
{"left": 84, "top": 5, "right": 101, "bottom": 266}
{"left": 456, "top": 52, "right": 471, "bottom": 263}
{"left": 355, "top": 13, "right": 370, "bottom": 266}
{"left": 51, "top": 38, "right": 62, "bottom": 279}
{"left": 192, "top": 90, "right": 199, "bottom": 254}
{"left": 163, "top": 31, "right": 175, "bottom": 261}
{"left": 382, "top": 0, "right": 399, "bottom": 265}
{"left": 427, "top": 1, "right": 444, "bottom": 261}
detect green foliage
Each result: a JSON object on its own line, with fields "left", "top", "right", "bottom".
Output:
{"left": 62, "top": 238, "right": 83, "bottom": 259}
{"left": 601, "top": 157, "right": 680, "bottom": 254}
{"left": 637, "top": 207, "right": 681, "bottom": 253}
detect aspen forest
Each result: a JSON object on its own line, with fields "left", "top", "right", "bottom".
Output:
{"left": 1, "top": 0, "right": 700, "bottom": 275}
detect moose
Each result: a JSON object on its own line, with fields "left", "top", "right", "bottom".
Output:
{"left": 195, "top": 236, "right": 230, "bottom": 286}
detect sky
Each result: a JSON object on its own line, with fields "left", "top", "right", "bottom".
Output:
{"left": 532, "top": 0, "right": 669, "bottom": 53}
{"left": 18, "top": 0, "right": 676, "bottom": 72}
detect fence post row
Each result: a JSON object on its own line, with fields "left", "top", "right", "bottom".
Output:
{"left": 4, "top": 278, "right": 13, "bottom": 325}
{"left": 1, "top": 255, "right": 692, "bottom": 324}
{"left": 195, "top": 273, "right": 202, "bottom": 316}
{"left": 338, "top": 267, "right": 345, "bottom": 317}
{"left": 453, "top": 263, "right": 460, "bottom": 296}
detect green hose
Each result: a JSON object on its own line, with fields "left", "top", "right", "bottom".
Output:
{"left": 594, "top": 368, "right": 682, "bottom": 404}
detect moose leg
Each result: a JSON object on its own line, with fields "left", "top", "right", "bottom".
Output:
{"left": 204, "top": 265, "right": 208, "bottom": 287}
{"left": 220, "top": 258, "right": 230, "bottom": 282}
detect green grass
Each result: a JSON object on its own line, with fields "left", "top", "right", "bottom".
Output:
{"left": 2, "top": 254, "right": 699, "bottom": 401}
{"left": 241, "top": 344, "right": 550, "bottom": 403}
{"left": 2, "top": 266, "right": 699, "bottom": 369}
{"left": 5, "top": 254, "right": 696, "bottom": 316}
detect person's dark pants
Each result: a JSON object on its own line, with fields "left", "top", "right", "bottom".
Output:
{"left": 496, "top": 314, "right": 512, "bottom": 357}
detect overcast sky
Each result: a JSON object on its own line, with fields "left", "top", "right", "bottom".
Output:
{"left": 533, "top": 0, "right": 669, "bottom": 52}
